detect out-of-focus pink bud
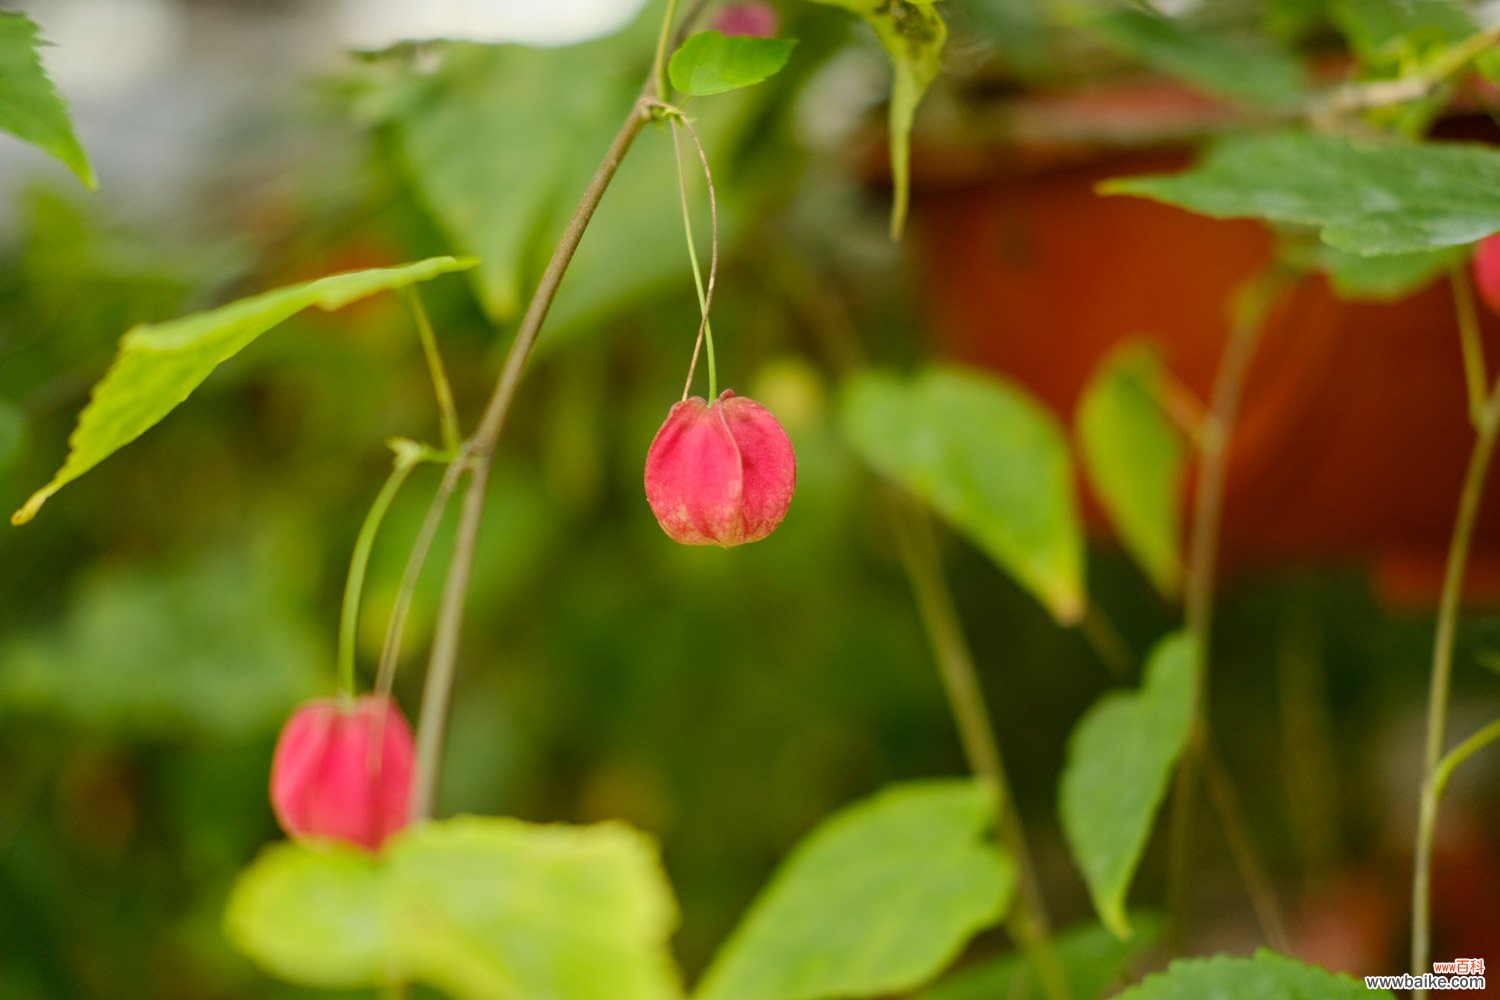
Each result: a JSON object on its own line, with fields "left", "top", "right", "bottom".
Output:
{"left": 645, "top": 389, "right": 796, "bottom": 546}
{"left": 1474, "top": 233, "right": 1500, "bottom": 316}
{"left": 269, "top": 694, "right": 414, "bottom": 852}
{"left": 713, "top": 2, "right": 779, "bottom": 39}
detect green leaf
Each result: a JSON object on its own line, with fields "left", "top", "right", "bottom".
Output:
{"left": 1076, "top": 344, "right": 1186, "bottom": 597}
{"left": 841, "top": 367, "right": 1085, "bottom": 623}
{"left": 1287, "top": 242, "right": 1463, "bottom": 301}
{"left": 224, "top": 842, "right": 387, "bottom": 989}
{"left": 919, "top": 914, "right": 1162, "bottom": 1000}
{"left": 11, "top": 256, "right": 475, "bottom": 525}
{"left": 226, "top": 816, "right": 683, "bottom": 1000}
{"left": 1330, "top": 0, "right": 1472, "bottom": 69}
{"left": 0, "top": 13, "right": 95, "bottom": 188}
{"left": 806, "top": 0, "right": 946, "bottom": 239}
{"left": 695, "top": 780, "right": 1014, "bottom": 1000}
{"left": 1114, "top": 949, "right": 1394, "bottom": 1000}
{"left": 1083, "top": 8, "right": 1309, "bottom": 109}
{"left": 1102, "top": 131, "right": 1500, "bottom": 257}
{"left": 669, "top": 31, "right": 797, "bottom": 97}
{"left": 382, "top": 39, "right": 760, "bottom": 337}
{"left": 1059, "top": 632, "right": 1198, "bottom": 938}
{"left": 387, "top": 818, "right": 682, "bottom": 1000}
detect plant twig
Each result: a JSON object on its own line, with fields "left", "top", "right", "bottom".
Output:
{"left": 1433, "top": 717, "right": 1500, "bottom": 800}
{"left": 1451, "top": 265, "right": 1487, "bottom": 431}
{"left": 1411, "top": 383, "right": 1500, "bottom": 992}
{"left": 337, "top": 444, "right": 421, "bottom": 700}
{"left": 377, "top": 457, "right": 467, "bottom": 701}
{"left": 887, "top": 496, "right": 1071, "bottom": 1000}
{"left": 1310, "top": 21, "right": 1500, "bottom": 119}
{"left": 403, "top": 287, "right": 463, "bottom": 453}
{"left": 1168, "top": 270, "right": 1291, "bottom": 948}
{"left": 407, "top": 0, "right": 716, "bottom": 817}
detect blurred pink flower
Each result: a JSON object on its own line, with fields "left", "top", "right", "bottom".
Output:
{"left": 270, "top": 694, "right": 414, "bottom": 852}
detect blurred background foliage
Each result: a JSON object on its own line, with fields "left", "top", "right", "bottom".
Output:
{"left": 1, "top": 0, "right": 1498, "bottom": 997}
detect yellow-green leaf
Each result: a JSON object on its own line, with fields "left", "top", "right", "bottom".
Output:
{"left": 12, "top": 257, "right": 476, "bottom": 526}
{"left": 1059, "top": 633, "right": 1198, "bottom": 938}
{"left": 1076, "top": 344, "right": 1187, "bottom": 596}
{"left": 226, "top": 816, "right": 683, "bottom": 1000}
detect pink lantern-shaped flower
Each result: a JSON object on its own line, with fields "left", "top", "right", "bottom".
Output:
{"left": 1474, "top": 233, "right": 1500, "bottom": 317}
{"left": 645, "top": 389, "right": 796, "bottom": 546}
{"left": 713, "top": 2, "right": 779, "bottom": 39}
{"left": 269, "top": 694, "right": 414, "bottom": 852}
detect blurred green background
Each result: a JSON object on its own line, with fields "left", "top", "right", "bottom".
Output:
{"left": 2, "top": 0, "right": 1499, "bottom": 997}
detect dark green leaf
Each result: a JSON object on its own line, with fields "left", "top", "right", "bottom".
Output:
{"left": 841, "top": 367, "right": 1085, "bottom": 623}
{"left": 1103, "top": 131, "right": 1500, "bottom": 256}
{"left": 920, "top": 915, "right": 1162, "bottom": 1000}
{"left": 1060, "top": 632, "right": 1197, "bottom": 938}
{"left": 226, "top": 816, "right": 683, "bottom": 1000}
{"left": 696, "top": 780, "right": 1014, "bottom": 1000}
{"left": 1084, "top": 9, "right": 1309, "bottom": 109}
{"left": 806, "top": 0, "right": 946, "bottom": 239}
{"left": 11, "top": 257, "right": 475, "bottom": 525}
{"left": 0, "top": 13, "right": 94, "bottom": 188}
{"left": 1114, "top": 950, "right": 1394, "bottom": 999}
{"left": 669, "top": 31, "right": 797, "bottom": 96}
{"left": 1076, "top": 344, "right": 1186, "bottom": 596}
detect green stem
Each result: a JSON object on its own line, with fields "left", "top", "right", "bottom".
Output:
{"left": 652, "top": 0, "right": 682, "bottom": 101}
{"left": 376, "top": 457, "right": 467, "bottom": 700}
{"left": 1168, "top": 270, "right": 1290, "bottom": 947}
{"left": 1433, "top": 717, "right": 1500, "bottom": 800}
{"left": 1079, "top": 604, "right": 1131, "bottom": 679}
{"left": 1313, "top": 21, "right": 1500, "bottom": 117}
{"left": 668, "top": 112, "right": 719, "bottom": 401}
{"left": 888, "top": 496, "right": 1070, "bottom": 1000}
{"left": 409, "top": 99, "right": 659, "bottom": 823}
{"left": 1411, "top": 387, "right": 1500, "bottom": 991}
{"left": 337, "top": 446, "right": 420, "bottom": 699}
{"left": 403, "top": 286, "right": 463, "bottom": 453}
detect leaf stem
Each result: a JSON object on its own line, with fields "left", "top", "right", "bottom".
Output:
{"left": 1411, "top": 383, "right": 1500, "bottom": 991}
{"left": 887, "top": 496, "right": 1070, "bottom": 1000}
{"left": 1168, "top": 269, "right": 1291, "bottom": 948}
{"left": 652, "top": 0, "right": 683, "bottom": 102}
{"left": 404, "top": 0, "right": 718, "bottom": 812}
{"left": 337, "top": 444, "right": 421, "bottom": 700}
{"left": 665, "top": 110, "right": 720, "bottom": 401}
{"left": 403, "top": 286, "right": 463, "bottom": 453}
{"left": 378, "top": 457, "right": 467, "bottom": 703}
{"left": 1451, "top": 266, "right": 1487, "bottom": 431}
{"left": 1312, "top": 21, "right": 1500, "bottom": 118}
{"left": 1433, "top": 717, "right": 1500, "bottom": 800}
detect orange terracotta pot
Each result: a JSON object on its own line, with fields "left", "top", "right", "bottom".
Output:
{"left": 906, "top": 92, "right": 1500, "bottom": 604}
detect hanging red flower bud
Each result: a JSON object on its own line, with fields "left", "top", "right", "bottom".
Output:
{"left": 645, "top": 389, "right": 796, "bottom": 546}
{"left": 1474, "top": 233, "right": 1500, "bottom": 316}
{"left": 713, "top": 2, "right": 779, "bottom": 38}
{"left": 269, "top": 694, "right": 414, "bottom": 852}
